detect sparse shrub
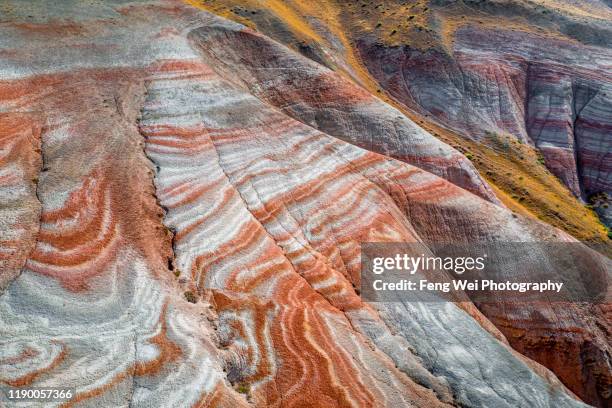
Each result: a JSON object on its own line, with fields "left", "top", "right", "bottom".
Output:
{"left": 184, "top": 291, "right": 197, "bottom": 303}
{"left": 237, "top": 383, "right": 250, "bottom": 394}
{"left": 588, "top": 192, "right": 610, "bottom": 208}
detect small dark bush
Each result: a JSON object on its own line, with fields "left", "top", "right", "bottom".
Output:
{"left": 184, "top": 291, "right": 197, "bottom": 303}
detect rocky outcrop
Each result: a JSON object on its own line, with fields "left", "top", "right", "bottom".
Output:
{"left": 187, "top": 25, "right": 499, "bottom": 203}
{"left": 0, "top": 66, "right": 247, "bottom": 406}
{"left": 358, "top": 19, "right": 612, "bottom": 403}
{"left": 354, "top": 1, "right": 612, "bottom": 228}
{"left": 0, "top": 113, "right": 42, "bottom": 292}
{"left": 188, "top": 0, "right": 609, "bottom": 243}
{"left": 0, "top": 1, "right": 609, "bottom": 407}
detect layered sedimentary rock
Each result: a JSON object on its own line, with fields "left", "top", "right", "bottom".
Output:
{"left": 353, "top": 0, "right": 612, "bottom": 227}
{"left": 194, "top": 0, "right": 610, "bottom": 242}
{"left": 0, "top": 67, "right": 247, "bottom": 406}
{"left": 0, "top": 1, "right": 610, "bottom": 407}
{"left": 187, "top": 26, "right": 498, "bottom": 203}
{"left": 0, "top": 113, "right": 41, "bottom": 291}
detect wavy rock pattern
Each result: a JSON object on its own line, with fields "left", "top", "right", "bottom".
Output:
{"left": 0, "top": 113, "right": 41, "bottom": 292}
{"left": 356, "top": 3, "right": 612, "bottom": 226}
{"left": 0, "top": 64, "right": 246, "bottom": 407}
{"left": 138, "top": 54, "right": 595, "bottom": 408}
{"left": 0, "top": 1, "right": 609, "bottom": 407}
{"left": 187, "top": 26, "right": 499, "bottom": 203}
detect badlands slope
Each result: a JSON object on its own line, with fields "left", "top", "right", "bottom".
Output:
{"left": 0, "top": 1, "right": 610, "bottom": 407}
{"left": 194, "top": 0, "right": 612, "bottom": 244}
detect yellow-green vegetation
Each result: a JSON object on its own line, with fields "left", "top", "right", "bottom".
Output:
{"left": 420, "top": 120, "right": 610, "bottom": 247}
{"left": 329, "top": 0, "right": 439, "bottom": 49}
{"left": 187, "top": 0, "right": 385, "bottom": 91}
{"left": 184, "top": 290, "right": 197, "bottom": 303}
{"left": 186, "top": 0, "right": 257, "bottom": 29}
{"left": 187, "top": 0, "right": 322, "bottom": 41}
{"left": 185, "top": 0, "right": 611, "bottom": 250}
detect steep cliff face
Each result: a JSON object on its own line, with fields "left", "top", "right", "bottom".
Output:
{"left": 0, "top": 1, "right": 610, "bottom": 407}
{"left": 357, "top": 8, "right": 612, "bottom": 227}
